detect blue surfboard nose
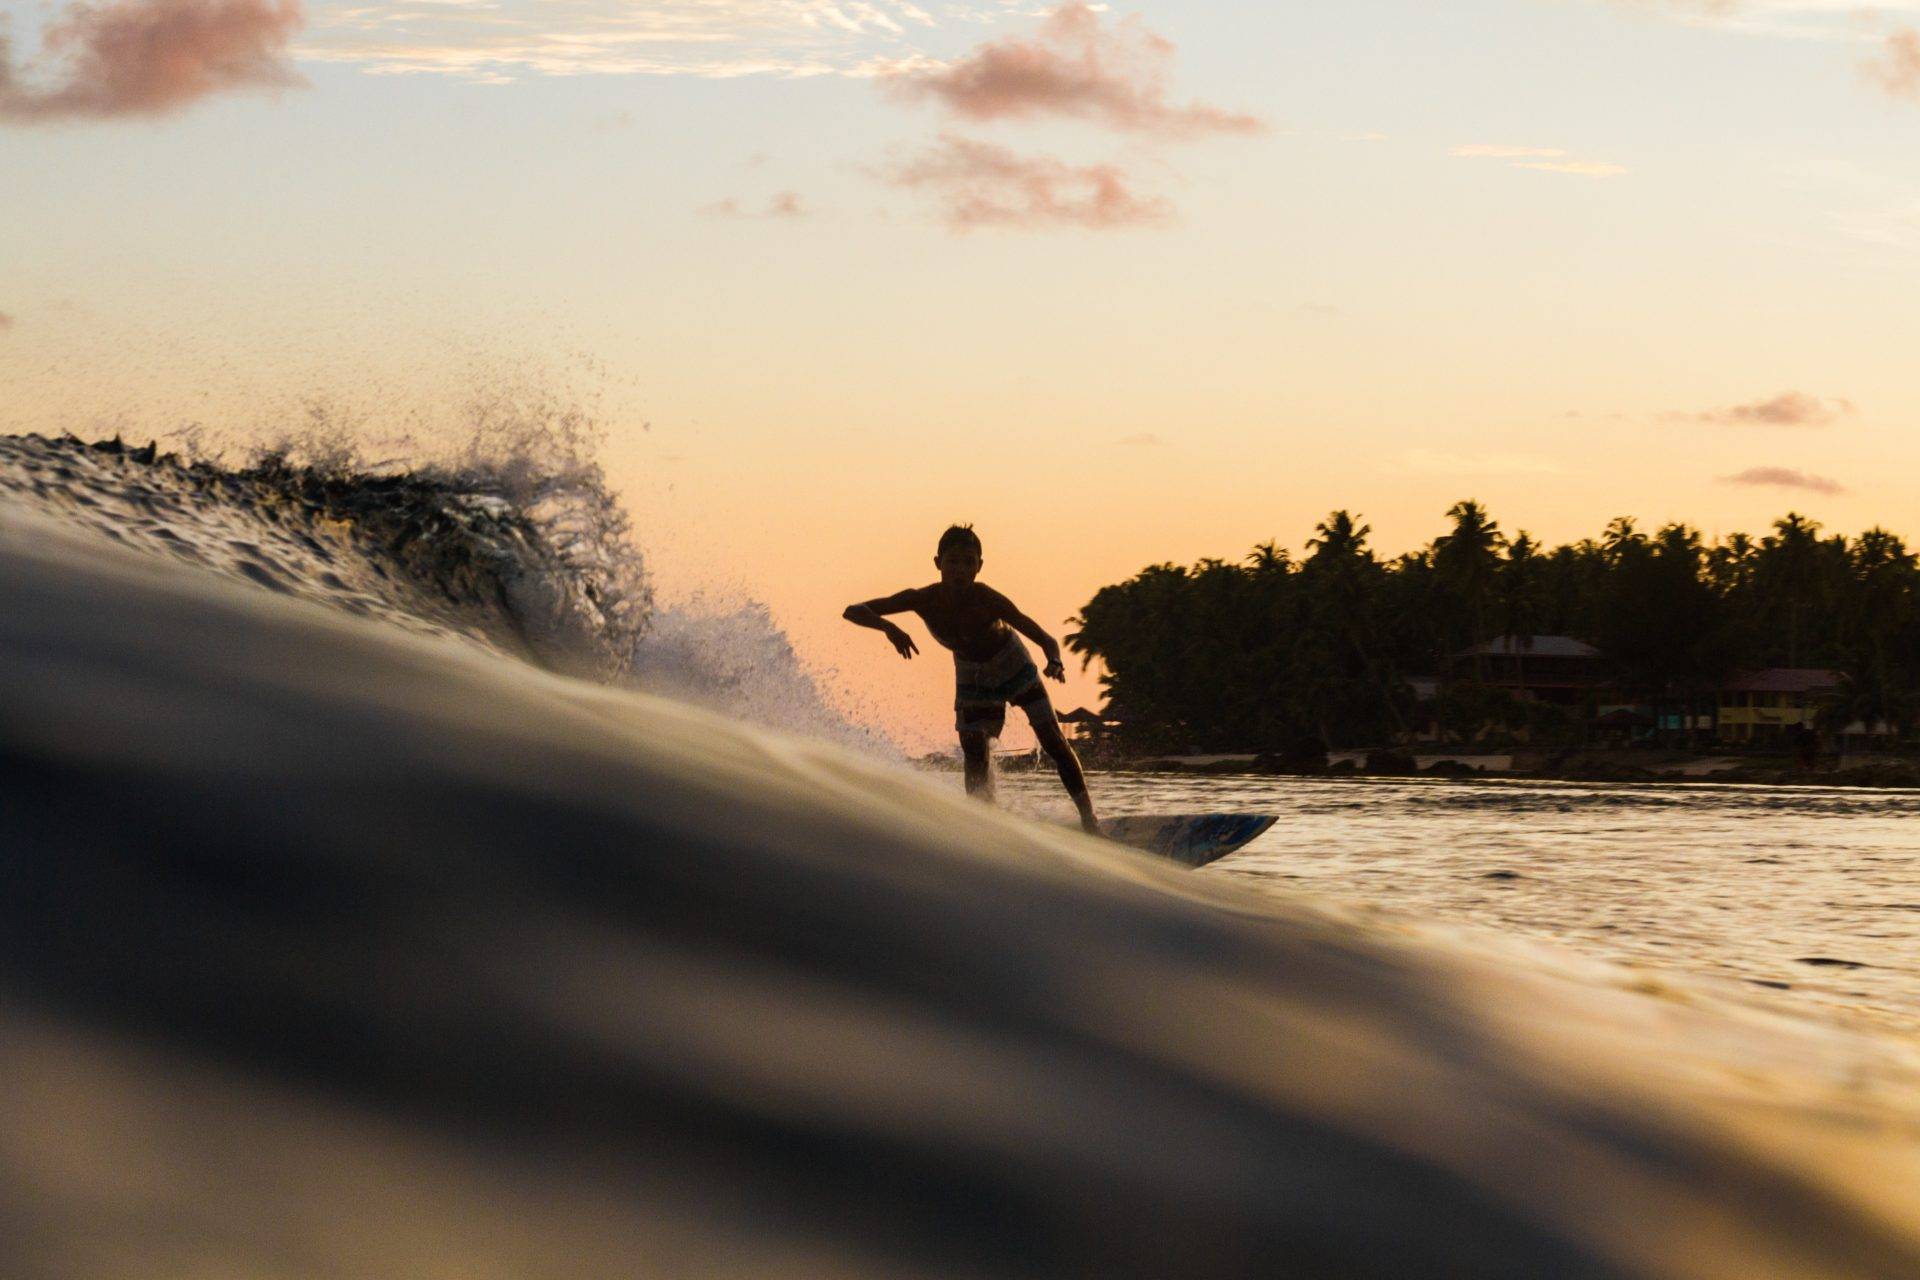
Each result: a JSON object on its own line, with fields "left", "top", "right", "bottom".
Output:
{"left": 1096, "top": 814, "right": 1278, "bottom": 868}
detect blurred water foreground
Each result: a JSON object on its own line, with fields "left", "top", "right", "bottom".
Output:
{"left": 4, "top": 442, "right": 1920, "bottom": 1278}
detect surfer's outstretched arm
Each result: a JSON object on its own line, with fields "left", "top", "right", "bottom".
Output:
{"left": 843, "top": 591, "right": 920, "bottom": 659}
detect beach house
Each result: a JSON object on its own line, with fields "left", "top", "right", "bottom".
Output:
{"left": 1447, "top": 636, "right": 1607, "bottom": 705}
{"left": 1713, "top": 669, "right": 1844, "bottom": 743}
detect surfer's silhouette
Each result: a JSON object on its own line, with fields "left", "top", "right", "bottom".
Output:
{"left": 844, "top": 525, "right": 1099, "bottom": 833}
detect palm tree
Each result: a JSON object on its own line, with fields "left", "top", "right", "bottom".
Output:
{"left": 1601, "top": 516, "right": 1647, "bottom": 568}
{"left": 1757, "top": 513, "right": 1826, "bottom": 667}
{"left": 1302, "top": 511, "right": 1405, "bottom": 737}
{"left": 1245, "top": 540, "right": 1291, "bottom": 577}
{"left": 1838, "top": 528, "right": 1917, "bottom": 735}
{"left": 1432, "top": 499, "right": 1507, "bottom": 658}
{"left": 1708, "top": 532, "right": 1757, "bottom": 593}
{"left": 1497, "top": 531, "right": 1546, "bottom": 643}
{"left": 1307, "top": 510, "right": 1370, "bottom": 560}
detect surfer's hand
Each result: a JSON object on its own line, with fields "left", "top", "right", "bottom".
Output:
{"left": 1044, "top": 657, "right": 1065, "bottom": 682}
{"left": 888, "top": 627, "right": 918, "bottom": 660}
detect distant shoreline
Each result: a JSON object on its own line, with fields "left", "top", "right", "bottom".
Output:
{"left": 1102, "top": 752, "right": 1920, "bottom": 791}
{"left": 940, "top": 749, "right": 1920, "bottom": 791}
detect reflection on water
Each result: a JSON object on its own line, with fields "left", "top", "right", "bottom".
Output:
{"left": 1000, "top": 772, "right": 1920, "bottom": 1032}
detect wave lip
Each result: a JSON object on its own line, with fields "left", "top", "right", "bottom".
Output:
{"left": 0, "top": 431, "right": 647, "bottom": 676}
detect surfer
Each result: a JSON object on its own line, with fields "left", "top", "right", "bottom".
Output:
{"left": 844, "top": 525, "right": 1099, "bottom": 834}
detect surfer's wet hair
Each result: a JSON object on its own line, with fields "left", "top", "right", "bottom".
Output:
{"left": 938, "top": 525, "right": 982, "bottom": 559}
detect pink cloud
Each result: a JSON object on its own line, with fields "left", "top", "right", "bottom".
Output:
{"left": 1722, "top": 467, "right": 1847, "bottom": 495}
{"left": 1864, "top": 28, "right": 1920, "bottom": 102}
{"left": 700, "top": 191, "right": 809, "bottom": 219}
{"left": 1681, "top": 391, "right": 1854, "bottom": 427}
{"left": 881, "top": 134, "right": 1172, "bottom": 232}
{"left": 0, "top": 0, "right": 304, "bottom": 124}
{"left": 888, "top": 3, "right": 1264, "bottom": 139}
{"left": 0, "top": 312, "right": 12, "bottom": 331}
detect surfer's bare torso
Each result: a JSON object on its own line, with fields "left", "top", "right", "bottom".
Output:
{"left": 902, "top": 582, "right": 1021, "bottom": 663}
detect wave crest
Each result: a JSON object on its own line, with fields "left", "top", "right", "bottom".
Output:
{"left": 1, "top": 407, "right": 886, "bottom": 750}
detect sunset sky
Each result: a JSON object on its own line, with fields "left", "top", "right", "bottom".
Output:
{"left": 4, "top": 0, "right": 1920, "bottom": 747}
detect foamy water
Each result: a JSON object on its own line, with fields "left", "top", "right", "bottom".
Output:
{"left": 1003, "top": 772, "right": 1920, "bottom": 1032}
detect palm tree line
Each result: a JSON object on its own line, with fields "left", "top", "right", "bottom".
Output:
{"left": 1065, "top": 503, "right": 1918, "bottom": 753}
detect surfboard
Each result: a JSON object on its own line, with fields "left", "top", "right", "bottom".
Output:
{"left": 1097, "top": 814, "right": 1277, "bottom": 868}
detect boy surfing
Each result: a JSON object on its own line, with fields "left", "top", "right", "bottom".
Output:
{"left": 844, "top": 525, "right": 1099, "bottom": 834}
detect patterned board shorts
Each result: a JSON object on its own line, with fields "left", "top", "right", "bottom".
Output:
{"left": 954, "top": 635, "right": 1053, "bottom": 737}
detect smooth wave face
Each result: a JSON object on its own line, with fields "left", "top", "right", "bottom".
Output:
{"left": 5, "top": 436, "right": 1920, "bottom": 1277}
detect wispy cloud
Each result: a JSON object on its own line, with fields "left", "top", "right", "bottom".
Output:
{"left": 1514, "top": 159, "right": 1629, "bottom": 177}
{"left": 0, "top": 0, "right": 304, "bottom": 123}
{"left": 1864, "top": 27, "right": 1920, "bottom": 99}
{"left": 1609, "top": 0, "right": 1740, "bottom": 16}
{"left": 1680, "top": 391, "right": 1855, "bottom": 426}
{"left": 1449, "top": 144, "right": 1567, "bottom": 159}
{"left": 296, "top": 0, "right": 994, "bottom": 83}
{"left": 1600, "top": 0, "right": 1875, "bottom": 41}
{"left": 885, "top": 2, "right": 1265, "bottom": 138}
{"left": 879, "top": 133, "right": 1171, "bottom": 231}
{"left": 1600, "top": 0, "right": 1920, "bottom": 95}
{"left": 1118, "top": 432, "right": 1164, "bottom": 446}
{"left": 1795, "top": 154, "right": 1920, "bottom": 250}
{"left": 873, "top": 6, "right": 1259, "bottom": 231}
{"left": 1722, "top": 466, "right": 1847, "bottom": 494}
{"left": 700, "top": 190, "right": 809, "bottom": 218}
{"left": 0, "top": 311, "right": 13, "bottom": 331}
{"left": 1451, "top": 143, "right": 1627, "bottom": 177}
{"left": 1833, "top": 195, "right": 1920, "bottom": 250}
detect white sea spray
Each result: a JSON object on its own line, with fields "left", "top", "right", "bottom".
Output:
{"left": 0, "top": 375, "right": 894, "bottom": 755}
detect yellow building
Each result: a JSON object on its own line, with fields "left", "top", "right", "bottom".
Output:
{"left": 1715, "top": 669, "right": 1843, "bottom": 743}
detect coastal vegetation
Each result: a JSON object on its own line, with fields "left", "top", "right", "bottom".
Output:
{"left": 1066, "top": 503, "right": 1919, "bottom": 753}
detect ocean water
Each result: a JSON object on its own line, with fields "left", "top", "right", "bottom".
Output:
{"left": 1001, "top": 772, "right": 1920, "bottom": 1031}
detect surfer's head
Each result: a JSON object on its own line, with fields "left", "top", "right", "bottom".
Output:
{"left": 935, "top": 524, "right": 982, "bottom": 585}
